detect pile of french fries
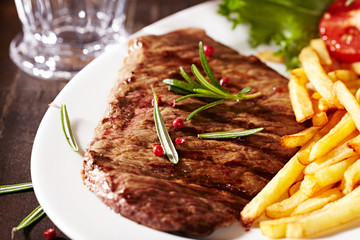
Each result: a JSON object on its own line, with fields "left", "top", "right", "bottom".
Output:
{"left": 241, "top": 39, "right": 360, "bottom": 238}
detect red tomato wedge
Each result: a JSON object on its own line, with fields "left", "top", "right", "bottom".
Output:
{"left": 319, "top": 0, "right": 360, "bottom": 62}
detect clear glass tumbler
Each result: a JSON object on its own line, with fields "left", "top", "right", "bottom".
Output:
{"left": 10, "top": 0, "right": 127, "bottom": 80}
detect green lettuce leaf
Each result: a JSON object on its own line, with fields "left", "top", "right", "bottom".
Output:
{"left": 218, "top": 0, "right": 334, "bottom": 69}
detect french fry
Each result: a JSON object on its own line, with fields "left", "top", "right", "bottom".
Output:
{"left": 334, "top": 81, "right": 360, "bottom": 131}
{"left": 310, "top": 38, "right": 332, "bottom": 66}
{"left": 347, "top": 134, "right": 360, "bottom": 153}
{"left": 311, "top": 97, "right": 328, "bottom": 127}
{"left": 288, "top": 181, "right": 302, "bottom": 197}
{"left": 351, "top": 62, "right": 360, "bottom": 75}
{"left": 258, "top": 50, "right": 284, "bottom": 63}
{"left": 356, "top": 88, "right": 360, "bottom": 102}
{"left": 328, "top": 69, "right": 358, "bottom": 82}
{"left": 304, "top": 134, "right": 358, "bottom": 174}
{"left": 313, "top": 157, "right": 357, "bottom": 188}
{"left": 265, "top": 189, "right": 309, "bottom": 219}
{"left": 308, "top": 113, "right": 356, "bottom": 162}
{"left": 281, "top": 126, "right": 320, "bottom": 149}
{"left": 299, "top": 174, "right": 321, "bottom": 197}
{"left": 291, "top": 188, "right": 343, "bottom": 216}
{"left": 341, "top": 159, "right": 360, "bottom": 194}
{"left": 290, "top": 68, "right": 308, "bottom": 84}
{"left": 297, "top": 111, "right": 345, "bottom": 165}
{"left": 311, "top": 92, "right": 322, "bottom": 100}
{"left": 317, "top": 98, "right": 332, "bottom": 112}
{"left": 260, "top": 215, "right": 304, "bottom": 239}
{"left": 344, "top": 80, "right": 360, "bottom": 95}
{"left": 286, "top": 186, "right": 360, "bottom": 238}
{"left": 312, "top": 111, "right": 328, "bottom": 127}
{"left": 240, "top": 154, "right": 304, "bottom": 226}
{"left": 288, "top": 72, "right": 314, "bottom": 123}
{"left": 299, "top": 47, "right": 341, "bottom": 108}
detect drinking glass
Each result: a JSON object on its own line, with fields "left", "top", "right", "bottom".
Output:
{"left": 10, "top": 0, "right": 127, "bottom": 80}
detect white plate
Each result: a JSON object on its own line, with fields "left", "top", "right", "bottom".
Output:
{"left": 31, "top": 1, "right": 360, "bottom": 239}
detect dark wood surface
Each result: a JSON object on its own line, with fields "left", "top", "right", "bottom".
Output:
{"left": 0, "top": 0, "right": 209, "bottom": 239}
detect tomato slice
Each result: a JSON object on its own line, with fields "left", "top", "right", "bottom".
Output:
{"left": 319, "top": 0, "right": 360, "bottom": 62}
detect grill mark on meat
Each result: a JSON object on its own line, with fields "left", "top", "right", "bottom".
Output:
{"left": 82, "top": 28, "right": 306, "bottom": 236}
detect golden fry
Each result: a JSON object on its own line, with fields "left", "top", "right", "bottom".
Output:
{"left": 310, "top": 38, "right": 332, "bottom": 66}
{"left": 328, "top": 69, "right": 357, "bottom": 82}
{"left": 308, "top": 113, "right": 356, "bottom": 162}
{"left": 297, "top": 111, "right": 345, "bottom": 165}
{"left": 304, "top": 134, "right": 358, "bottom": 174}
{"left": 351, "top": 62, "right": 360, "bottom": 75}
{"left": 311, "top": 92, "right": 322, "bottom": 100}
{"left": 265, "top": 189, "right": 308, "bottom": 219}
{"left": 281, "top": 126, "right": 320, "bottom": 149}
{"left": 286, "top": 186, "right": 360, "bottom": 238}
{"left": 347, "top": 134, "right": 360, "bottom": 153}
{"left": 292, "top": 188, "right": 343, "bottom": 216}
{"left": 314, "top": 157, "right": 357, "bottom": 187}
{"left": 341, "top": 158, "right": 360, "bottom": 194}
{"left": 334, "top": 81, "right": 360, "bottom": 131}
{"left": 299, "top": 174, "right": 321, "bottom": 197}
{"left": 311, "top": 97, "right": 328, "bottom": 127}
{"left": 288, "top": 181, "right": 302, "bottom": 197}
{"left": 312, "top": 112, "right": 328, "bottom": 127}
{"left": 299, "top": 47, "right": 341, "bottom": 108}
{"left": 317, "top": 98, "right": 332, "bottom": 112}
{"left": 288, "top": 72, "right": 314, "bottom": 123}
{"left": 258, "top": 50, "right": 284, "bottom": 63}
{"left": 260, "top": 215, "right": 304, "bottom": 239}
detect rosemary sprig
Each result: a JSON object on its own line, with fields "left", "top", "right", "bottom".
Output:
{"left": 198, "top": 128, "right": 264, "bottom": 139}
{"left": 0, "top": 182, "right": 33, "bottom": 195}
{"left": 153, "top": 91, "right": 179, "bottom": 164}
{"left": 12, "top": 205, "right": 45, "bottom": 237}
{"left": 60, "top": 104, "right": 79, "bottom": 152}
{"left": 163, "top": 41, "right": 262, "bottom": 120}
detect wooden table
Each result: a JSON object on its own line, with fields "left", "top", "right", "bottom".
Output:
{"left": 0, "top": 0, "right": 209, "bottom": 239}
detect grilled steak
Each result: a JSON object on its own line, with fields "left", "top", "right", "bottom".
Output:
{"left": 82, "top": 28, "right": 305, "bottom": 236}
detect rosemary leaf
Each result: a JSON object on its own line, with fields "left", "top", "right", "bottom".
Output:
{"left": 153, "top": 91, "right": 179, "bottom": 164}
{"left": 176, "top": 94, "right": 223, "bottom": 102}
{"left": 198, "top": 128, "right": 264, "bottom": 139}
{"left": 180, "top": 67, "right": 203, "bottom": 88}
{"left": 60, "top": 104, "right": 79, "bottom": 152}
{"left": 168, "top": 85, "right": 192, "bottom": 95}
{"left": 191, "top": 64, "right": 229, "bottom": 97}
{"left": 12, "top": 205, "right": 45, "bottom": 234}
{"left": 0, "top": 182, "right": 33, "bottom": 195}
{"left": 238, "top": 87, "right": 253, "bottom": 95}
{"left": 163, "top": 79, "right": 194, "bottom": 92}
{"left": 186, "top": 99, "right": 226, "bottom": 121}
{"left": 199, "top": 41, "right": 228, "bottom": 92}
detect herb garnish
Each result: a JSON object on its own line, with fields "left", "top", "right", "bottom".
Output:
{"left": 60, "top": 104, "right": 79, "bottom": 152}
{"left": 198, "top": 128, "right": 263, "bottom": 139}
{"left": 12, "top": 205, "right": 45, "bottom": 238}
{"left": 0, "top": 182, "right": 33, "bottom": 195}
{"left": 153, "top": 91, "right": 179, "bottom": 164}
{"left": 163, "top": 41, "right": 261, "bottom": 121}
{"left": 218, "top": 0, "right": 334, "bottom": 69}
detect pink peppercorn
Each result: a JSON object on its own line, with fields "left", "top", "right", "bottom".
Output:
{"left": 153, "top": 145, "right": 163, "bottom": 156}
{"left": 220, "top": 77, "right": 230, "bottom": 87}
{"left": 175, "top": 138, "right": 185, "bottom": 144}
{"left": 203, "top": 44, "right": 214, "bottom": 57}
{"left": 173, "top": 118, "right": 184, "bottom": 129}
{"left": 44, "top": 228, "right": 56, "bottom": 240}
{"left": 151, "top": 97, "right": 162, "bottom": 106}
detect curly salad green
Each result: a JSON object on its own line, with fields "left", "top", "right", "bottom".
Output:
{"left": 218, "top": 0, "right": 335, "bottom": 69}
